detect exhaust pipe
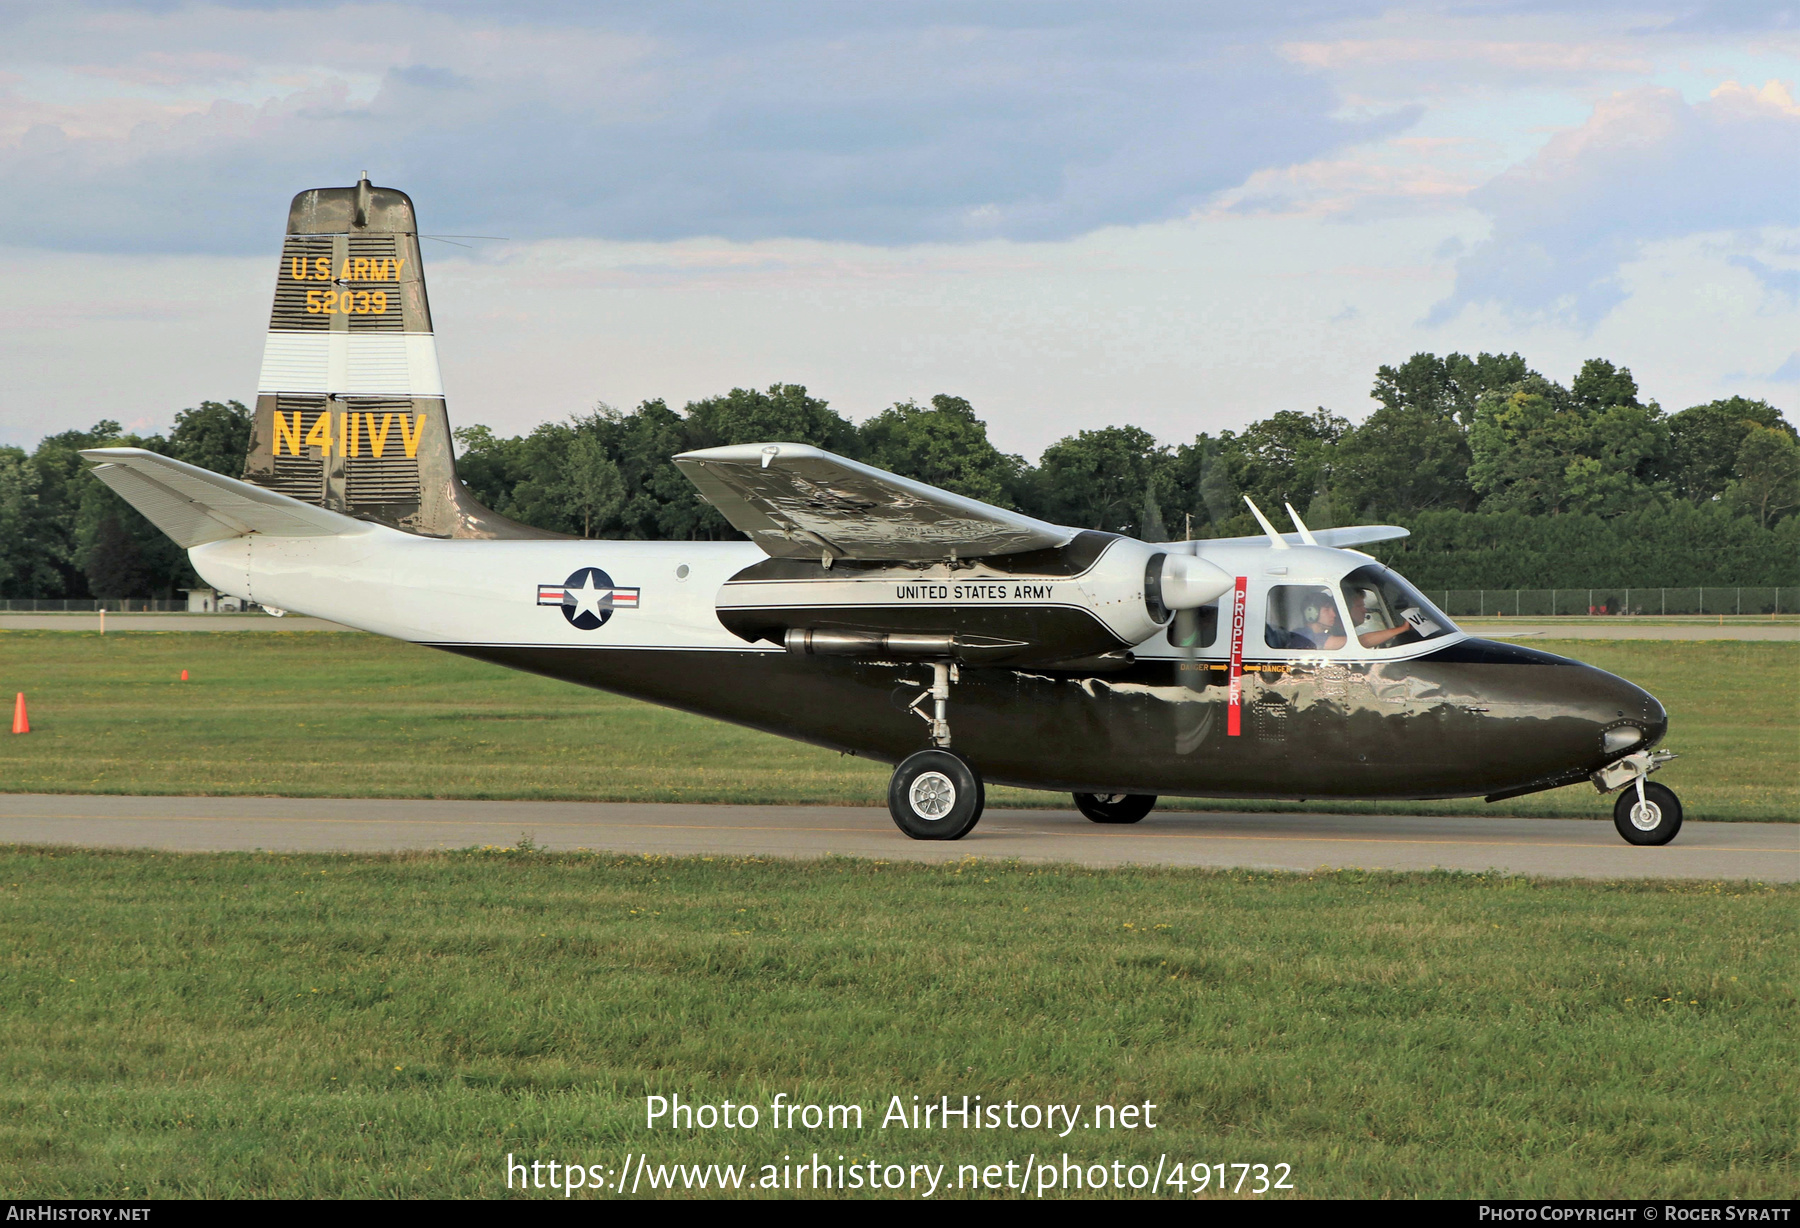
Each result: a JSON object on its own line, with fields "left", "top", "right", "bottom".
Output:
{"left": 784, "top": 629, "right": 957, "bottom": 658}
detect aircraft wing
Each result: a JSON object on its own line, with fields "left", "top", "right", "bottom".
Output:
{"left": 674, "top": 443, "right": 1075, "bottom": 562}
{"left": 1202, "top": 524, "right": 1410, "bottom": 549}
{"left": 81, "top": 447, "right": 363, "bottom": 546}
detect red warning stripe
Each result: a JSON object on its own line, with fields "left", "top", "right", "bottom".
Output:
{"left": 537, "top": 584, "right": 641, "bottom": 608}
{"left": 1227, "top": 575, "right": 1248, "bottom": 737}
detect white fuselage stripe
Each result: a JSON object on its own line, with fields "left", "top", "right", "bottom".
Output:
{"left": 184, "top": 531, "right": 1465, "bottom": 666}
{"left": 257, "top": 332, "right": 444, "bottom": 397}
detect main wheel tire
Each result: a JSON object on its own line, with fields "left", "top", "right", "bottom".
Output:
{"left": 1613, "top": 781, "right": 1682, "bottom": 846}
{"left": 1073, "top": 792, "right": 1157, "bottom": 824}
{"left": 888, "top": 750, "right": 985, "bottom": 840}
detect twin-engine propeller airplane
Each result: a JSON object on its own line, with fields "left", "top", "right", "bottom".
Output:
{"left": 84, "top": 179, "right": 1682, "bottom": 845}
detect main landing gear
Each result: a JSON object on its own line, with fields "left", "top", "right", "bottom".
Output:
{"left": 887, "top": 662, "right": 985, "bottom": 840}
{"left": 1073, "top": 793, "right": 1157, "bottom": 824}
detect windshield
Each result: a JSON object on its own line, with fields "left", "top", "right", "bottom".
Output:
{"left": 1338, "top": 565, "right": 1458, "bottom": 650}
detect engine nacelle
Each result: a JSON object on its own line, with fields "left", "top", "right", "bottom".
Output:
{"left": 717, "top": 531, "right": 1201, "bottom": 667}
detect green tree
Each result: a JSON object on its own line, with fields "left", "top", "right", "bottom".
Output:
{"left": 450, "top": 423, "right": 527, "bottom": 514}
{"left": 1333, "top": 352, "right": 1525, "bottom": 518}
{"left": 81, "top": 510, "right": 150, "bottom": 598}
{"left": 1664, "top": 397, "right": 1791, "bottom": 504}
{"left": 683, "top": 384, "right": 861, "bottom": 456}
{"left": 1468, "top": 360, "right": 1667, "bottom": 517}
{"left": 858, "top": 394, "right": 1024, "bottom": 507}
{"left": 490, "top": 417, "right": 628, "bottom": 537}
{"left": 602, "top": 399, "right": 729, "bottom": 541}
{"left": 1231, "top": 408, "right": 1348, "bottom": 515}
{"left": 1166, "top": 433, "right": 1246, "bottom": 537}
{"left": 1030, "top": 425, "right": 1168, "bottom": 534}
{"left": 559, "top": 421, "right": 626, "bottom": 539}
{"left": 166, "top": 400, "right": 253, "bottom": 476}
{"left": 1726, "top": 424, "right": 1800, "bottom": 528}
{"left": 0, "top": 448, "right": 48, "bottom": 597}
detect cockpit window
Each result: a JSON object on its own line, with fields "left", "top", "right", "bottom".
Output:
{"left": 1264, "top": 585, "right": 1346, "bottom": 651}
{"left": 1339, "top": 564, "right": 1458, "bottom": 650}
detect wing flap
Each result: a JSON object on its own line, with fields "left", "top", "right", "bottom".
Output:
{"left": 81, "top": 448, "right": 365, "bottom": 546}
{"left": 675, "top": 443, "right": 1074, "bottom": 561}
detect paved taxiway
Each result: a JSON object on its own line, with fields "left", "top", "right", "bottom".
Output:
{"left": 2, "top": 795, "right": 1793, "bottom": 880}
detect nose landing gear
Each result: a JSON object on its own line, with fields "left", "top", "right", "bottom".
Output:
{"left": 887, "top": 662, "right": 985, "bottom": 840}
{"left": 1594, "top": 750, "right": 1682, "bottom": 846}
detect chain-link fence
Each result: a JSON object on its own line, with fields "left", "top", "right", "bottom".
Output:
{"left": 0, "top": 599, "right": 204, "bottom": 612}
{"left": 1434, "top": 587, "right": 1792, "bottom": 617}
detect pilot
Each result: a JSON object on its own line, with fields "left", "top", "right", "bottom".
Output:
{"left": 1345, "top": 588, "right": 1412, "bottom": 649}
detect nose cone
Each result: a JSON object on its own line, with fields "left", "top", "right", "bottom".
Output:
{"left": 1581, "top": 664, "right": 1666, "bottom": 762}
{"left": 1640, "top": 689, "right": 1669, "bottom": 749}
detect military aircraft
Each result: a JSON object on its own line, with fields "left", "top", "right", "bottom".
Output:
{"left": 83, "top": 179, "right": 1682, "bottom": 846}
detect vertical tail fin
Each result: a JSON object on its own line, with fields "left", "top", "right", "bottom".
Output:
{"left": 240, "top": 177, "right": 558, "bottom": 539}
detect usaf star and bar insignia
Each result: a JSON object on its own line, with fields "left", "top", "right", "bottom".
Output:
{"left": 537, "top": 567, "right": 641, "bottom": 630}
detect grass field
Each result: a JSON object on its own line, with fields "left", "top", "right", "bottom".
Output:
{"left": 1, "top": 847, "right": 1792, "bottom": 1199}
{"left": 1, "top": 630, "right": 1793, "bottom": 820}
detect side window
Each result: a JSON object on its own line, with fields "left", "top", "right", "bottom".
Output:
{"left": 1166, "top": 603, "right": 1218, "bottom": 650}
{"left": 1264, "top": 584, "right": 1346, "bottom": 651}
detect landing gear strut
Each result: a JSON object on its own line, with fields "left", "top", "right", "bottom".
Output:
{"left": 904, "top": 661, "right": 957, "bottom": 748}
{"left": 888, "top": 661, "right": 984, "bottom": 840}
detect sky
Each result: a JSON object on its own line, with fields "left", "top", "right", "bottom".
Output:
{"left": 2, "top": 1, "right": 1797, "bottom": 457}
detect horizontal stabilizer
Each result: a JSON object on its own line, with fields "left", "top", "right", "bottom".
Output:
{"left": 1205, "top": 524, "right": 1410, "bottom": 550}
{"left": 675, "top": 443, "right": 1075, "bottom": 562}
{"left": 81, "top": 448, "right": 366, "bottom": 547}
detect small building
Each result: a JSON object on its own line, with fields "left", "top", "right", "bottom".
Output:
{"left": 183, "top": 588, "right": 245, "bottom": 613}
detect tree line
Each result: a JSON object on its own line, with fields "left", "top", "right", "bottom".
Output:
{"left": 5, "top": 352, "right": 1796, "bottom": 599}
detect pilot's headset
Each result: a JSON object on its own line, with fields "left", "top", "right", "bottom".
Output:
{"left": 1302, "top": 599, "right": 1324, "bottom": 625}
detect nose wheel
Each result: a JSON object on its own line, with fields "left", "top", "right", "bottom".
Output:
{"left": 888, "top": 749, "right": 984, "bottom": 840}
{"left": 1614, "top": 781, "right": 1682, "bottom": 846}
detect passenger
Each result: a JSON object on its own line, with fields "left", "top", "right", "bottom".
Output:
{"left": 1302, "top": 599, "right": 1347, "bottom": 650}
{"left": 1266, "top": 586, "right": 1344, "bottom": 651}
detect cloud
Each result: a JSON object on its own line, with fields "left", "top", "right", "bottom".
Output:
{"left": 1431, "top": 80, "right": 1800, "bottom": 325}
{"left": 1730, "top": 253, "right": 1800, "bottom": 300}
{"left": 0, "top": 2, "right": 1400, "bottom": 253}
{"left": 1282, "top": 36, "right": 1653, "bottom": 79}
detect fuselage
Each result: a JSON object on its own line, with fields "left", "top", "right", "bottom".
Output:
{"left": 189, "top": 524, "right": 1666, "bottom": 802}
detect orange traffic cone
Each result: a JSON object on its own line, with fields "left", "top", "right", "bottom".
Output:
{"left": 180, "top": 669, "right": 189, "bottom": 681}
{"left": 11, "top": 692, "right": 27, "bottom": 734}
